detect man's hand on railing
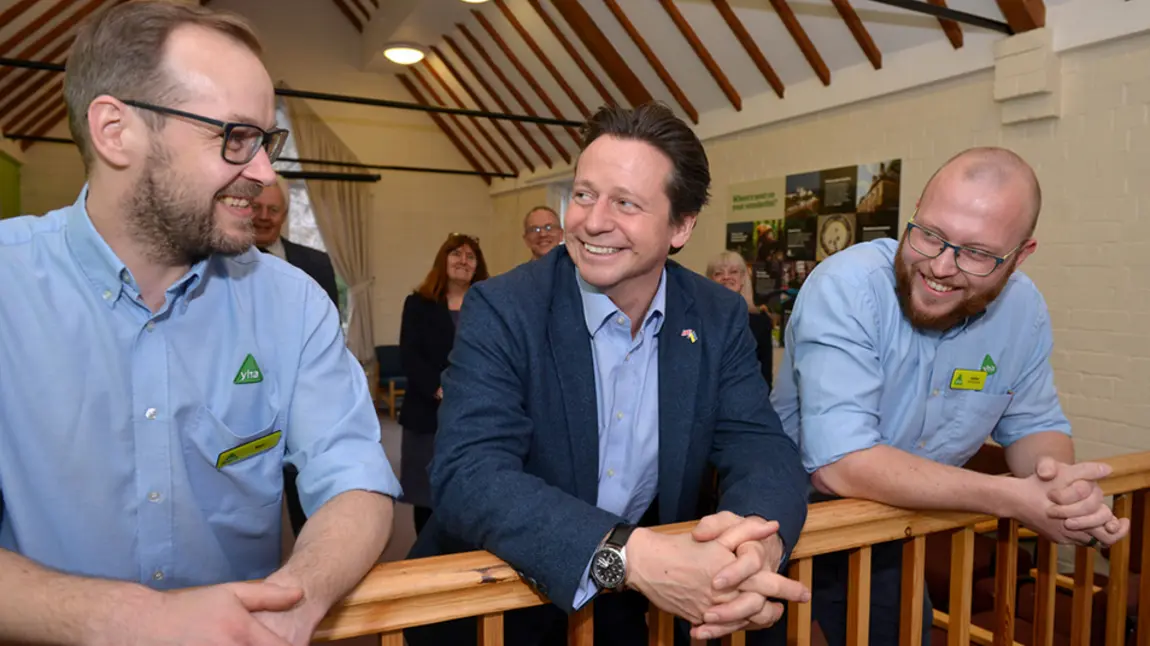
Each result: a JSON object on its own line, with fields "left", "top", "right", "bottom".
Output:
{"left": 685, "top": 512, "right": 812, "bottom": 640}
{"left": 252, "top": 571, "right": 326, "bottom": 646}
{"left": 106, "top": 581, "right": 304, "bottom": 646}
{"left": 1009, "top": 458, "right": 1130, "bottom": 547}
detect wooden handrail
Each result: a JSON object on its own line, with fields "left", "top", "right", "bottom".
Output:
{"left": 315, "top": 450, "right": 1150, "bottom": 643}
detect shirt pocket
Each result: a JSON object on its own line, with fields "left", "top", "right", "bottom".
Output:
{"left": 936, "top": 392, "right": 1013, "bottom": 466}
{"left": 184, "top": 403, "right": 284, "bottom": 516}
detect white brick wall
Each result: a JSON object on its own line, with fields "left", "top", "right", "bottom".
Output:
{"left": 673, "top": 31, "right": 1150, "bottom": 461}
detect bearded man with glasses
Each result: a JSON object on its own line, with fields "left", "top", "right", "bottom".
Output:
{"left": 0, "top": 2, "right": 401, "bottom": 645}
{"left": 766, "top": 147, "right": 1130, "bottom": 646}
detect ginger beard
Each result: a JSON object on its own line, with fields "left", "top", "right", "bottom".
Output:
{"left": 124, "top": 139, "right": 264, "bottom": 265}
{"left": 893, "top": 236, "right": 1015, "bottom": 332}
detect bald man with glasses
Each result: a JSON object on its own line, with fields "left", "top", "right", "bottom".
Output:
{"left": 767, "top": 147, "right": 1130, "bottom": 646}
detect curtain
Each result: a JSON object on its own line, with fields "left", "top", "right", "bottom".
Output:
{"left": 281, "top": 86, "right": 376, "bottom": 362}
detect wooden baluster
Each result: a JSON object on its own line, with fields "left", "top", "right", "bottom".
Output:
{"left": 478, "top": 613, "right": 504, "bottom": 646}
{"left": 648, "top": 606, "right": 675, "bottom": 646}
{"left": 1106, "top": 494, "right": 1133, "bottom": 646}
{"left": 787, "top": 557, "right": 814, "bottom": 646}
{"left": 994, "top": 519, "right": 1019, "bottom": 646}
{"left": 948, "top": 528, "right": 975, "bottom": 646}
{"left": 568, "top": 601, "right": 594, "bottom": 646}
{"left": 900, "top": 535, "right": 926, "bottom": 646}
{"left": 721, "top": 632, "right": 747, "bottom": 646}
{"left": 847, "top": 546, "right": 872, "bottom": 646}
{"left": 1138, "top": 491, "right": 1150, "bottom": 646}
{"left": 1033, "top": 539, "right": 1058, "bottom": 646}
{"left": 1071, "top": 546, "right": 1094, "bottom": 646}
{"left": 379, "top": 631, "right": 404, "bottom": 646}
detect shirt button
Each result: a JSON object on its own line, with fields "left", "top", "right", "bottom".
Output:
{"left": 152, "top": 570, "right": 164, "bottom": 581}
{"left": 931, "top": 389, "right": 939, "bottom": 397}
{"left": 616, "top": 316, "right": 625, "bottom": 325}
{"left": 616, "top": 411, "right": 623, "bottom": 420}
{"left": 148, "top": 491, "right": 161, "bottom": 502}
{"left": 102, "top": 289, "right": 113, "bottom": 300}
{"left": 145, "top": 408, "right": 158, "bottom": 420}
{"left": 607, "top": 469, "right": 615, "bottom": 477}
{"left": 145, "top": 321, "right": 155, "bottom": 332}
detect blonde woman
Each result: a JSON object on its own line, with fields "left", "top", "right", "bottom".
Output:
{"left": 706, "top": 250, "right": 775, "bottom": 389}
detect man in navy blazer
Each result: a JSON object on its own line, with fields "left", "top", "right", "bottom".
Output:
{"left": 406, "top": 103, "right": 810, "bottom": 646}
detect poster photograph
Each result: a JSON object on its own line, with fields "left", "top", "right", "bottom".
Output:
{"left": 784, "top": 171, "right": 821, "bottom": 261}
{"left": 855, "top": 159, "right": 902, "bottom": 242}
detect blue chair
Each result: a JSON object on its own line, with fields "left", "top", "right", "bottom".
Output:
{"left": 374, "top": 345, "right": 406, "bottom": 421}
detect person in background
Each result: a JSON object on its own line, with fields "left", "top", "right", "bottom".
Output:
{"left": 0, "top": 2, "right": 401, "bottom": 645}
{"left": 398, "top": 233, "right": 489, "bottom": 535}
{"left": 707, "top": 250, "right": 775, "bottom": 390}
{"left": 523, "top": 205, "right": 563, "bottom": 260}
{"left": 252, "top": 173, "right": 340, "bottom": 538}
{"left": 252, "top": 174, "right": 339, "bottom": 307}
{"left": 770, "top": 147, "right": 1129, "bottom": 645}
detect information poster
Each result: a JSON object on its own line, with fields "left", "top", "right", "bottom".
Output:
{"left": 725, "top": 159, "right": 901, "bottom": 294}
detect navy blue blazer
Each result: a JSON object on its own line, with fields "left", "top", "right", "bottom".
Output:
{"left": 413, "top": 246, "right": 808, "bottom": 613}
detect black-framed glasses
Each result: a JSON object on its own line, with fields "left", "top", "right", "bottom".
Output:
{"left": 904, "top": 211, "right": 1025, "bottom": 277}
{"left": 525, "top": 223, "right": 558, "bottom": 235}
{"left": 121, "top": 99, "right": 289, "bottom": 165}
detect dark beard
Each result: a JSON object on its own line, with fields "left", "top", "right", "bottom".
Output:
{"left": 124, "top": 143, "right": 262, "bottom": 265}
{"left": 894, "top": 238, "right": 1013, "bottom": 332}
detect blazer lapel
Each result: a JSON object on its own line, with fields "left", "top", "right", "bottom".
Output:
{"left": 548, "top": 255, "right": 600, "bottom": 505}
{"left": 657, "top": 266, "right": 701, "bottom": 522}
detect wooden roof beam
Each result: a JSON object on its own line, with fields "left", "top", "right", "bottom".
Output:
{"left": 431, "top": 43, "right": 536, "bottom": 172}
{"left": 422, "top": 59, "right": 518, "bottom": 175}
{"left": 711, "top": 0, "right": 785, "bottom": 98}
{"left": 442, "top": 35, "right": 553, "bottom": 169}
{"left": 492, "top": 0, "right": 589, "bottom": 119}
{"left": 20, "top": 105, "right": 68, "bottom": 151}
{"left": 397, "top": 74, "right": 491, "bottom": 186}
{"left": 928, "top": 0, "right": 963, "bottom": 49}
{"left": 3, "top": 81, "right": 63, "bottom": 135}
{"left": 996, "top": 0, "right": 1044, "bottom": 33}
{"left": 549, "top": 0, "right": 652, "bottom": 108}
{"left": 601, "top": 0, "right": 697, "bottom": 123}
{"left": 523, "top": 0, "right": 614, "bottom": 108}
{"left": 830, "top": 0, "right": 881, "bottom": 70}
{"left": 0, "top": 0, "right": 74, "bottom": 59}
{"left": 472, "top": 10, "right": 581, "bottom": 148}
{"left": 331, "top": 0, "right": 363, "bottom": 32}
{"left": 658, "top": 0, "right": 740, "bottom": 110}
{"left": 0, "top": 0, "right": 109, "bottom": 86}
{"left": 457, "top": 22, "right": 570, "bottom": 164}
{"left": 409, "top": 66, "right": 504, "bottom": 176}
{"left": 0, "top": 0, "right": 43, "bottom": 32}
{"left": 768, "top": 0, "right": 830, "bottom": 86}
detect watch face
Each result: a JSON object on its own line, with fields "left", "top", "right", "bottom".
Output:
{"left": 592, "top": 548, "right": 626, "bottom": 589}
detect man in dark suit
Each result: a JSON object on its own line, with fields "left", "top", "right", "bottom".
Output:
{"left": 252, "top": 175, "right": 340, "bottom": 536}
{"left": 252, "top": 175, "right": 340, "bottom": 307}
{"left": 406, "top": 103, "right": 810, "bottom": 646}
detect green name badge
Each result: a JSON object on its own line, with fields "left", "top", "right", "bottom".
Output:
{"left": 950, "top": 369, "right": 987, "bottom": 391}
{"left": 216, "top": 430, "right": 282, "bottom": 469}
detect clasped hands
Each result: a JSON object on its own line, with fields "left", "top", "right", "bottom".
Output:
{"left": 1018, "top": 456, "right": 1130, "bottom": 548}
{"left": 625, "top": 511, "right": 810, "bottom": 641}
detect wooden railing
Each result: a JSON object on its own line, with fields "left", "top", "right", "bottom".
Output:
{"left": 314, "top": 451, "right": 1150, "bottom": 645}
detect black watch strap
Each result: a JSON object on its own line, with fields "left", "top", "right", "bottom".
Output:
{"left": 604, "top": 523, "right": 635, "bottom": 549}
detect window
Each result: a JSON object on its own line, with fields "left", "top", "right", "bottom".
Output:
{"left": 271, "top": 99, "right": 351, "bottom": 331}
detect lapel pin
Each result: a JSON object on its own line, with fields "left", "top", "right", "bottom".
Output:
{"left": 681, "top": 329, "right": 697, "bottom": 343}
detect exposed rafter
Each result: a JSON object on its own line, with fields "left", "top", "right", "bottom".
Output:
{"left": 457, "top": 22, "right": 570, "bottom": 164}
{"left": 601, "top": 0, "right": 697, "bottom": 123}
{"left": 431, "top": 44, "right": 535, "bottom": 172}
{"left": 471, "top": 10, "right": 581, "bottom": 147}
{"left": 829, "top": 0, "right": 881, "bottom": 70}
{"left": 996, "top": 0, "right": 1044, "bottom": 33}
{"left": 927, "top": 0, "right": 964, "bottom": 49}
{"left": 330, "top": 0, "right": 363, "bottom": 32}
{"left": 659, "top": 0, "right": 740, "bottom": 110}
{"left": 549, "top": 0, "right": 652, "bottom": 108}
{"left": 492, "top": 0, "right": 589, "bottom": 119}
{"left": 711, "top": 0, "right": 784, "bottom": 98}
{"left": 409, "top": 66, "right": 504, "bottom": 176}
{"left": 768, "top": 0, "right": 830, "bottom": 86}
{"left": 422, "top": 59, "right": 518, "bottom": 175}
{"left": 523, "top": 0, "right": 614, "bottom": 108}
{"left": 397, "top": 74, "right": 491, "bottom": 185}
{"left": 442, "top": 35, "right": 553, "bottom": 169}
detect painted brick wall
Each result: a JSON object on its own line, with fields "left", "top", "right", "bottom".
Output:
{"left": 673, "top": 31, "right": 1150, "bottom": 460}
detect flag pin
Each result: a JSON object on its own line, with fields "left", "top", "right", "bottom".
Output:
{"left": 681, "top": 329, "right": 697, "bottom": 343}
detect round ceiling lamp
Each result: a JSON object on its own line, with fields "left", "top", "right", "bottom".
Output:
{"left": 383, "top": 44, "right": 425, "bottom": 65}
{"left": 460, "top": 0, "right": 490, "bottom": 4}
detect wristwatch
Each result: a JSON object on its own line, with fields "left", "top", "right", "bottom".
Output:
{"left": 590, "top": 523, "right": 635, "bottom": 591}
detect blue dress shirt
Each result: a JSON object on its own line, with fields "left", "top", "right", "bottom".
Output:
{"left": 771, "top": 238, "right": 1070, "bottom": 474}
{"left": 571, "top": 269, "right": 666, "bottom": 609}
{"left": 0, "top": 187, "right": 401, "bottom": 589}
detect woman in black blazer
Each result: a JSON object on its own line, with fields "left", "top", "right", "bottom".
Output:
{"left": 399, "top": 233, "right": 489, "bottom": 535}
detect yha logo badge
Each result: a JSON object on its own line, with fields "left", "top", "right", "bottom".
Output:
{"left": 233, "top": 353, "right": 263, "bottom": 385}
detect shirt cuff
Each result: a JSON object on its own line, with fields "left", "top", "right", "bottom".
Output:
{"left": 572, "top": 558, "right": 598, "bottom": 610}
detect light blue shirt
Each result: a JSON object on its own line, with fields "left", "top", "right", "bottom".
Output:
{"left": 771, "top": 238, "right": 1070, "bottom": 474}
{"left": 572, "top": 269, "right": 665, "bottom": 609}
{"left": 0, "top": 188, "right": 401, "bottom": 589}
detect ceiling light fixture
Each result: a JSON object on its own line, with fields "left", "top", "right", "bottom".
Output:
{"left": 383, "top": 44, "right": 425, "bottom": 65}
{"left": 460, "top": 0, "right": 490, "bottom": 4}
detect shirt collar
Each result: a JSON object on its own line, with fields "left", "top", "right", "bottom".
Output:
{"left": 65, "top": 183, "right": 210, "bottom": 309}
{"left": 576, "top": 266, "right": 667, "bottom": 337}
